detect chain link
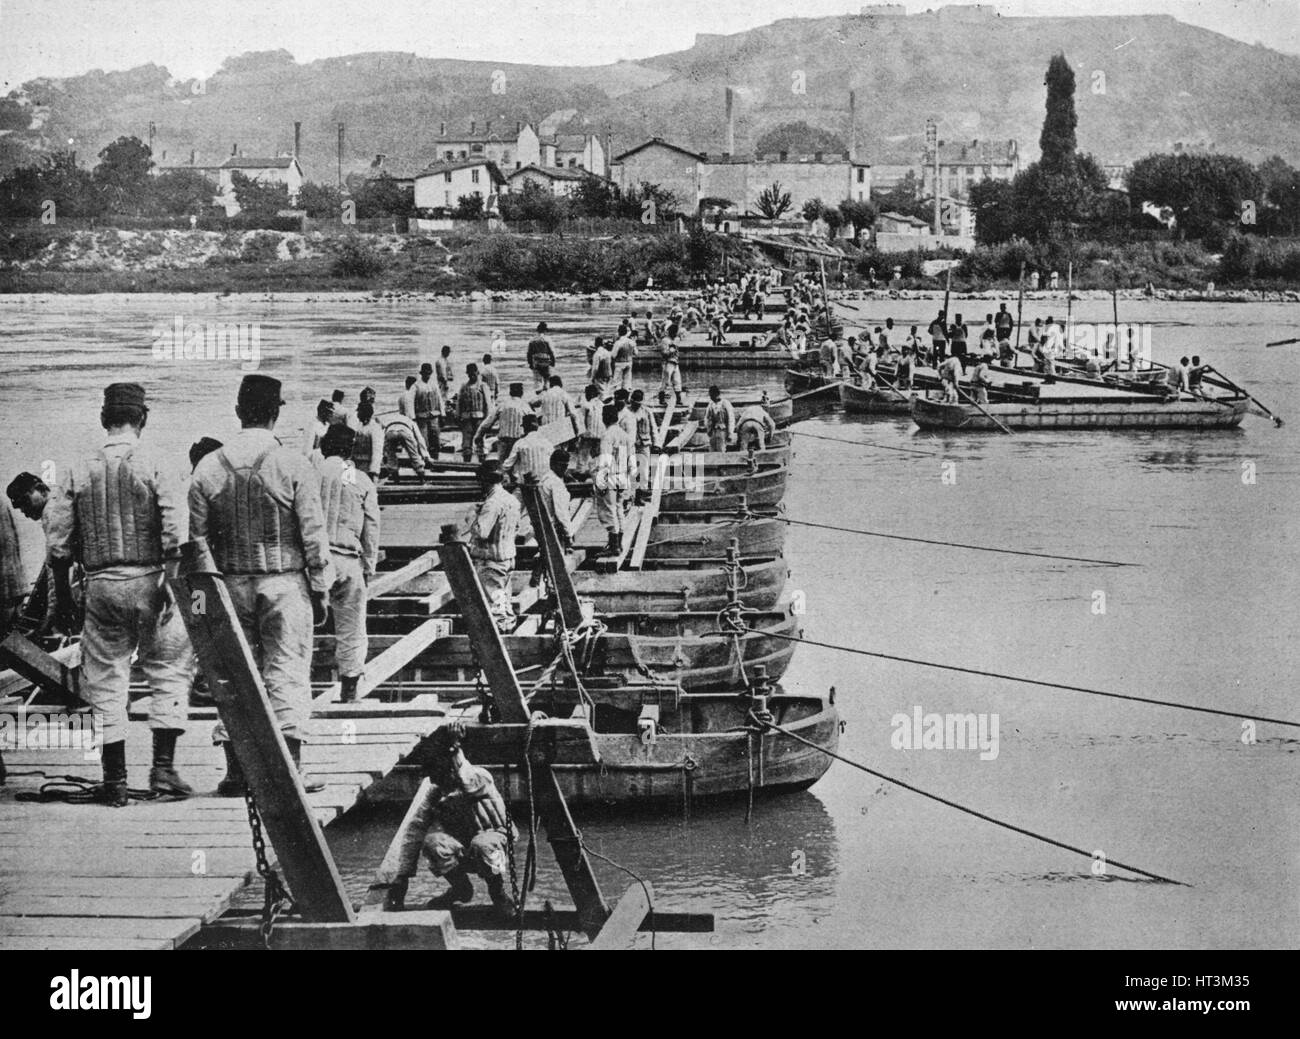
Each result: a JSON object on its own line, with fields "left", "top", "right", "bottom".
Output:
{"left": 244, "top": 790, "right": 294, "bottom": 949}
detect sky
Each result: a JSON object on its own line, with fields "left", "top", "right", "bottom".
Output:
{"left": 1, "top": 0, "right": 1297, "bottom": 89}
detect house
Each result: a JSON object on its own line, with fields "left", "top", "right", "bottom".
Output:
{"left": 920, "top": 138, "right": 1019, "bottom": 202}
{"left": 431, "top": 120, "right": 540, "bottom": 171}
{"left": 608, "top": 139, "right": 707, "bottom": 212}
{"left": 545, "top": 133, "right": 606, "bottom": 175}
{"left": 216, "top": 155, "right": 305, "bottom": 216}
{"left": 876, "top": 211, "right": 930, "bottom": 235}
{"left": 363, "top": 154, "right": 420, "bottom": 190}
{"left": 506, "top": 165, "right": 601, "bottom": 197}
{"left": 413, "top": 158, "right": 507, "bottom": 213}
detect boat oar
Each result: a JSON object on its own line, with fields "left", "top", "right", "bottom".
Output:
{"left": 833, "top": 299, "right": 862, "bottom": 313}
{"left": 1205, "top": 367, "right": 1284, "bottom": 426}
{"left": 956, "top": 385, "right": 1014, "bottom": 434}
{"left": 1266, "top": 337, "right": 1300, "bottom": 348}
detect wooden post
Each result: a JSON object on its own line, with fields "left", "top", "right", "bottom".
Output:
{"left": 519, "top": 481, "right": 583, "bottom": 631}
{"left": 168, "top": 539, "right": 355, "bottom": 924}
{"left": 1014, "top": 261, "right": 1026, "bottom": 364}
{"left": 0, "top": 632, "right": 81, "bottom": 704}
{"left": 436, "top": 524, "right": 611, "bottom": 939}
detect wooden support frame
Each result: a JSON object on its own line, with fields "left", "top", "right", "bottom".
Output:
{"left": 168, "top": 539, "right": 355, "bottom": 924}
{"left": 519, "top": 482, "right": 584, "bottom": 631}
{"left": 436, "top": 524, "right": 611, "bottom": 940}
{"left": 0, "top": 633, "right": 81, "bottom": 704}
{"left": 628, "top": 455, "right": 668, "bottom": 571}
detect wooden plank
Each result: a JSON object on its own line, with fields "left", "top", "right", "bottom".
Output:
{"left": 0, "top": 633, "right": 80, "bottom": 701}
{"left": 199, "top": 911, "right": 457, "bottom": 950}
{"left": 460, "top": 719, "right": 600, "bottom": 765}
{"left": 0, "top": 916, "right": 201, "bottom": 943}
{"left": 168, "top": 539, "right": 355, "bottom": 924}
{"left": 316, "top": 615, "right": 453, "bottom": 706}
{"left": 447, "top": 905, "right": 714, "bottom": 933}
{"left": 0, "top": 642, "right": 80, "bottom": 698}
{"left": 661, "top": 419, "right": 699, "bottom": 451}
{"left": 591, "top": 505, "right": 642, "bottom": 574}
{"left": 367, "top": 550, "right": 439, "bottom": 600}
{"left": 0, "top": 894, "right": 237, "bottom": 922}
{"left": 587, "top": 881, "right": 654, "bottom": 950}
{"left": 628, "top": 456, "right": 668, "bottom": 571}
{"left": 0, "top": 877, "right": 243, "bottom": 898}
{"left": 0, "top": 936, "right": 171, "bottom": 951}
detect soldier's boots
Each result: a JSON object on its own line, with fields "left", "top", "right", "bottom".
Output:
{"left": 339, "top": 675, "right": 361, "bottom": 703}
{"left": 486, "top": 874, "right": 515, "bottom": 917}
{"left": 150, "top": 729, "right": 193, "bottom": 799}
{"left": 94, "top": 740, "right": 130, "bottom": 807}
{"left": 428, "top": 869, "right": 475, "bottom": 908}
{"left": 216, "top": 743, "right": 246, "bottom": 797}
{"left": 286, "top": 737, "right": 325, "bottom": 793}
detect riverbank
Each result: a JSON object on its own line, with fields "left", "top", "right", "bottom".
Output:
{"left": 3, "top": 226, "right": 1299, "bottom": 300}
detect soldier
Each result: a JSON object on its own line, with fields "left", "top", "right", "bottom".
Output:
{"left": 413, "top": 362, "right": 444, "bottom": 458}
{"left": 538, "top": 448, "right": 575, "bottom": 550}
{"left": 502, "top": 414, "right": 552, "bottom": 488}
{"left": 315, "top": 425, "right": 380, "bottom": 704}
{"left": 475, "top": 381, "right": 529, "bottom": 462}
{"left": 455, "top": 363, "right": 491, "bottom": 463}
{"left": 189, "top": 374, "right": 334, "bottom": 795}
{"left": 464, "top": 460, "right": 520, "bottom": 633}
{"left": 45, "top": 383, "right": 195, "bottom": 804}
{"left": 383, "top": 722, "right": 515, "bottom": 915}
{"left": 704, "top": 385, "right": 735, "bottom": 452}
{"left": 6, "top": 472, "right": 60, "bottom": 635}
{"left": 594, "top": 404, "right": 635, "bottom": 557}
{"left": 627, "top": 389, "right": 654, "bottom": 506}
{"left": 350, "top": 401, "right": 384, "bottom": 482}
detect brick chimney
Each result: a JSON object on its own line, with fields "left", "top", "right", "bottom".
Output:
{"left": 293, "top": 121, "right": 301, "bottom": 158}
{"left": 848, "top": 90, "right": 858, "bottom": 162}
{"left": 724, "top": 86, "right": 735, "bottom": 158}
{"left": 470, "top": 119, "right": 477, "bottom": 134}
{"left": 484, "top": 119, "right": 491, "bottom": 136}
{"left": 231, "top": 143, "right": 238, "bottom": 156}
{"left": 439, "top": 121, "right": 446, "bottom": 136}
{"left": 190, "top": 149, "right": 197, "bottom": 165}
{"left": 516, "top": 120, "right": 522, "bottom": 134}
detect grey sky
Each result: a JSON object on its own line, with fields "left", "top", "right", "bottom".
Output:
{"left": 1, "top": 0, "right": 1297, "bottom": 89}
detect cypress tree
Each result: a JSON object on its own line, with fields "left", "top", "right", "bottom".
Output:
{"left": 1039, "top": 53, "right": 1078, "bottom": 176}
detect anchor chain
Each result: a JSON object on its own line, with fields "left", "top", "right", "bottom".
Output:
{"left": 244, "top": 790, "right": 294, "bottom": 949}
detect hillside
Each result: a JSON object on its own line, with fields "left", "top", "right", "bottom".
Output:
{"left": 2, "top": 8, "right": 1299, "bottom": 182}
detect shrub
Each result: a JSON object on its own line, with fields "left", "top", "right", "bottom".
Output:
{"left": 240, "top": 232, "right": 281, "bottom": 263}
{"left": 331, "top": 237, "right": 387, "bottom": 278}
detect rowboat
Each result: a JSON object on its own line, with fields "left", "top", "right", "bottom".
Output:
{"left": 680, "top": 428, "right": 791, "bottom": 451}
{"left": 911, "top": 395, "right": 1250, "bottom": 431}
{"left": 570, "top": 556, "right": 790, "bottom": 612}
{"left": 839, "top": 380, "right": 916, "bottom": 415}
{"left": 783, "top": 368, "right": 832, "bottom": 395}
{"left": 659, "top": 463, "right": 790, "bottom": 511}
{"left": 641, "top": 515, "right": 786, "bottom": 558}
{"left": 686, "top": 395, "right": 793, "bottom": 427}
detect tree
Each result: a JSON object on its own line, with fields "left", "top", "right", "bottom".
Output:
{"left": 969, "top": 178, "right": 1017, "bottom": 245}
{"left": 839, "top": 199, "right": 877, "bottom": 241}
{"left": 297, "top": 181, "right": 345, "bottom": 218}
{"left": 0, "top": 151, "right": 102, "bottom": 218}
{"left": 150, "top": 168, "right": 214, "bottom": 216}
{"left": 498, "top": 180, "right": 570, "bottom": 231}
{"left": 753, "top": 122, "right": 847, "bottom": 159}
{"left": 617, "top": 181, "right": 679, "bottom": 221}
{"left": 873, "top": 170, "right": 931, "bottom": 223}
{"left": 353, "top": 173, "right": 414, "bottom": 218}
{"left": 571, "top": 175, "right": 619, "bottom": 218}
{"left": 1256, "top": 156, "right": 1300, "bottom": 236}
{"left": 1039, "top": 53, "right": 1078, "bottom": 176}
{"left": 821, "top": 206, "right": 844, "bottom": 237}
{"left": 229, "top": 170, "right": 289, "bottom": 221}
{"left": 453, "top": 192, "right": 485, "bottom": 220}
{"left": 756, "top": 182, "right": 793, "bottom": 219}
{"left": 1126, "top": 153, "right": 1263, "bottom": 240}
{"left": 94, "top": 136, "right": 154, "bottom": 214}
{"left": 801, "top": 198, "right": 825, "bottom": 222}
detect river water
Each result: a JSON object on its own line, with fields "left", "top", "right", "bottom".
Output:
{"left": 2, "top": 292, "right": 1296, "bottom": 949}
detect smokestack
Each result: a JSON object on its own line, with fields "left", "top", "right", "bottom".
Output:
{"left": 337, "top": 122, "right": 345, "bottom": 188}
{"left": 190, "top": 149, "right": 197, "bottom": 165}
{"left": 848, "top": 91, "right": 858, "bottom": 162}
{"left": 294, "top": 121, "right": 301, "bottom": 158}
{"left": 516, "top": 120, "right": 522, "bottom": 134}
{"left": 724, "top": 87, "right": 735, "bottom": 158}
{"left": 231, "top": 143, "right": 237, "bottom": 156}
{"left": 439, "top": 121, "right": 446, "bottom": 136}
{"left": 470, "top": 119, "right": 477, "bottom": 134}
{"left": 605, "top": 127, "right": 612, "bottom": 178}
{"left": 484, "top": 119, "right": 491, "bottom": 135}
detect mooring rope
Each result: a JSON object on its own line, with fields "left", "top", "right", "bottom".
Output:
{"left": 754, "top": 714, "right": 1186, "bottom": 886}
{"left": 747, "top": 627, "right": 1300, "bottom": 729}
{"left": 791, "top": 429, "right": 941, "bottom": 456}
{"left": 782, "top": 517, "right": 1138, "bottom": 567}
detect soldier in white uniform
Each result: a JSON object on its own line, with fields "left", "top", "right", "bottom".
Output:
{"left": 189, "top": 374, "right": 334, "bottom": 795}
{"left": 315, "top": 425, "right": 380, "bottom": 704}
{"left": 45, "top": 382, "right": 195, "bottom": 805}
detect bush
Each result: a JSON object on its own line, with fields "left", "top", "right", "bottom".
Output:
{"left": 240, "top": 232, "right": 281, "bottom": 263}
{"left": 331, "top": 237, "right": 387, "bottom": 278}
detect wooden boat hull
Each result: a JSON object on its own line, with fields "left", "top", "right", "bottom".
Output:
{"left": 839, "top": 381, "right": 916, "bottom": 415}
{"left": 644, "top": 517, "right": 786, "bottom": 558}
{"left": 911, "top": 396, "right": 1250, "bottom": 431}
{"left": 681, "top": 429, "right": 791, "bottom": 451}
{"left": 659, "top": 466, "right": 789, "bottom": 511}
{"left": 367, "top": 692, "right": 838, "bottom": 807}
{"left": 687, "top": 396, "right": 793, "bottom": 427}
{"left": 570, "top": 556, "right": 789, "bottom": 612}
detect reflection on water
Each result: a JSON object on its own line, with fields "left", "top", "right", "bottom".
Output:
{"left": 2, "top": 294, "right": 1298, "bottom": 948}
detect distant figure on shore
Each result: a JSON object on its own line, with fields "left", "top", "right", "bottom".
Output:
{"left": 1029, "top": 270, "right": 1040, "bottom": 291}
{"left": 1049, "top": 270, "right": 1060, "bottom": 290}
